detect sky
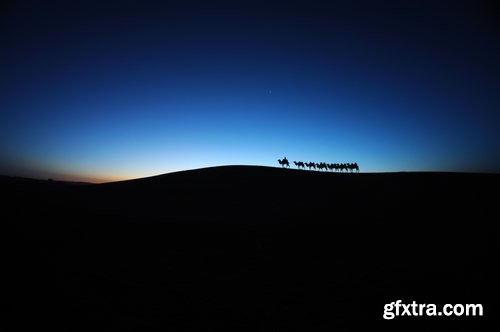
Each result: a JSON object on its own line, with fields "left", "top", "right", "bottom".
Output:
{"left": 1, "top": 0, "right": 499, "bottom": 182}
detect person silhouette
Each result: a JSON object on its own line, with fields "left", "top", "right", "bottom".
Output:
{"left": 278, "top": 157, "right": 290, "bottom": 167}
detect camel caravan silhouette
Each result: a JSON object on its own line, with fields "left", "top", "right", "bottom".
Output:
{"left": 278, "top": 158, "right": 359, "bottom": 173}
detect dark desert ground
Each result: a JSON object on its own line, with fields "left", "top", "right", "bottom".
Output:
{"left": 2, "top": 166, "right": 498, "bottom": 330}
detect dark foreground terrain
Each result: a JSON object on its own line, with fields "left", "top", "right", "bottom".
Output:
{"left": 2, "top": 166, "right": 498, "bottom": 331}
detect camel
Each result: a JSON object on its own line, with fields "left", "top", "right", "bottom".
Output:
{"left": 350, "top": 162, "right": 359, "bottom": 173}
{"left": 294, "top": 161, "right": 305, "bottom": 169}
{"left": 278, "top": 158, "right": 290, "bottom": 168}
{"left": 305, "top": 162, "right": 316, "bottom": 170}
{"left": 316, "top": 162, "right": 327, "bottom": 171}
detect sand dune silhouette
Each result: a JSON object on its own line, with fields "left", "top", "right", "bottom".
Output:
{"left": 2, "top": 166, "right": 497, "bottom": 330}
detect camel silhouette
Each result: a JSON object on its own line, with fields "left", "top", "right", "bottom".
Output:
{"left": 306, "top": 162, "right": 316, "bottom": 170}
{"left": 293, "top": 161, "right": 305, "bottom": 169}
{"left": 350, "top": 162, "right": 359, "bottom": 173}
{"left": 316, "top": 162, "right": 327, "bottom": 171}
{"left": 278, "top": 157, "right": 290, "bottom": 168}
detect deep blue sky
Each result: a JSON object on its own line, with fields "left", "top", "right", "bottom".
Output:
{"left": 1, "top": 0, "right": 499, "bottom": 182}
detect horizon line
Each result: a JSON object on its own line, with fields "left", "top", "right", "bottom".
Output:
{"left": 2, "top": 165, "right": 498, "bottom": 184}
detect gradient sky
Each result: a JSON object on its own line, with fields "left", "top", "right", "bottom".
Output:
{"left": 1, "top": 0, "right": 499, "bottom": 182}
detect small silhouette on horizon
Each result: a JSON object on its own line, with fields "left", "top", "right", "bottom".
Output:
{"left": 281, "top": 159, "right": 360, "bottom": 173}
{"left": 293, "top": 161, "right": 305, "bottom": 169}
{"left": 278, "top": 157, "right": 290, "bottom": 168}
